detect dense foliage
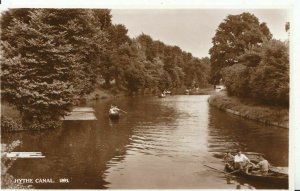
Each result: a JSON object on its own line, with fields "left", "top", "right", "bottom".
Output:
{"left": 1, "top": 115, "right": 22, "bottom": 132}
{"left": 248, "top": 40, "right": 289, "bottom": 105}
{"left": 99, "top": 32, "right": 210, "bottom": 95}
{"left": 1, "top": 9, "right": 109, "bottom": 127}
{"left": 1, "top": 9, "right": 210, "bottom": 129}
{"left": 220, "top": 39, "right": 289, "bottom": 106}
{"left": 210, "top": 12, "right": 289, "bottom": 107}
{"left": 209, "top": 12, "right": 272, "bottom": 85}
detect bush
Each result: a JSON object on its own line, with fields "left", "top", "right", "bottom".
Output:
{"left": 221, "top": 64, "right": 251, "bottom": 97}
{"left": 1, "top": 115, "right": 22, "bottom": 132}
{"left": 1, "top": 115, "right": 61, "bottom": 132}
{"left": 249, "top": 40, "right": 289, "bottom": 106}
{"left": 25, "top": 120, "right": 62, "bottom": 130}
{"left": 220, "top": 40, "right": 289, "bottom": 107}
{"left": 1, "top": 140, "right": 33, "bottom": 189}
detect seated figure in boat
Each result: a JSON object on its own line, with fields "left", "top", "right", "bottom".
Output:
{"left": 252, "top": 155, "right": 270, "bottom": 175}
{"left": 223, "top": 152, "right": 234, "bottom": 168}
{"left": 234, "top": 150, "right": 253, "bottom": 173}
{"left": 109, "top": 105, "right": 120, "bottom": 114}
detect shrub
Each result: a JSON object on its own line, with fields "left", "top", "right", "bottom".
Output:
{"left": 1, "top": 140, "right": 33, "bottom": 189}
{"left": 1, "top": 115, "right": 22, "bottom": 132}
{"left": 221, "top": 64, "right": 250, "bottom": 97}
{"left": 249, "top": 40, "right": 289, "bottom": 106}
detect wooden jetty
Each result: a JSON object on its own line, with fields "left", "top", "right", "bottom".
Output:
{"left": 5, "top": 152, "right": 45, "bottom": 158}
{"left": 62, "top": 107, "right": 97, "bottom": 121}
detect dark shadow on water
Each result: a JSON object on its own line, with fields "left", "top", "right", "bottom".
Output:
{"left": 2, "top": 96, "right": 179, "bottom": 189}
{"left": 2, "top": 118, "right": 132, "bottom": 188}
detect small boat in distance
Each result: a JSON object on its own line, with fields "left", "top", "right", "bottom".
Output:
{"left": 158, "top": 93, "right": 166, "bottom": 98}
{"left": 109, "top": 105, "right": 127, "bottom": 119}
{"left": 109, "top": 105, "right": 120, "bottom": 119}
{"left": 164, "top": 90, "right": 171, "bottom": 95}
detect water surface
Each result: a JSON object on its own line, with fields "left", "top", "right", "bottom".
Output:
{"left": 2, "top": 95, "right": 288, "bottom": 189}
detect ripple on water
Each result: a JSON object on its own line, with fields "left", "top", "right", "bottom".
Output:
{"left": 1, "top": 95, "right": 288, "bottom": 189}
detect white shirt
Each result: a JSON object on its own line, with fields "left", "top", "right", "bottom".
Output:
{"left": 109, "top": 108, "right": 119, "bottom": 114}
{"left": 234, "top": 154, "right": 249, "bottom": 163}
{"left": 257, "top": 159, "right": 269, "bottom": 171}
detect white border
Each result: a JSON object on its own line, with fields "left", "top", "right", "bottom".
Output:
{"left": 0, "top": 0, "right": 293, "bottom": 9}
{"left": 0, "top": 0, "right": 298, "bottom": 191}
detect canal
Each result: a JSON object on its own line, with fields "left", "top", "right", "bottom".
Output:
{"left": 2, "top": 95, "right": 288, "bottom": 189}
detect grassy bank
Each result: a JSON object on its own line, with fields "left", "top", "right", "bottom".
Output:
{"left": 80, "top": 88, "right": 116, "bottom": 101}
{"left": 208, "top": 91, "right": 289, "bottom": 128}
{"left": 1, "top": 87, "right": 116, "bottom": 132}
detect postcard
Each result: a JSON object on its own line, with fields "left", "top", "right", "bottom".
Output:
{"left": 0, "top": 0, "right": 296, "bottom": 190}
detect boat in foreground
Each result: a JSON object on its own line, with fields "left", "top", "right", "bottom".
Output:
{"left": 224, "top": 163, "right": 288, "bottom": 187}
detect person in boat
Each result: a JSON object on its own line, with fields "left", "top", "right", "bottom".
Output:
{"left": 159, "top": 92, "right": 165, "bottom": 97}
{"left": 109, "top": 105, "right": 120, "bottom": 114}
{"left": 234, "top": 150, "right": 252, "bottom": 173}
{"left": 223, "top": 152, "right": 234, "bottom": 168}
{"left": 253, "top": 155, "right": 270, "bottom": 175}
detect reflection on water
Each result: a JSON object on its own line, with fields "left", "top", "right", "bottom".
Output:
{"left": 1, "top": 95, "right": 288, "bottom": 189}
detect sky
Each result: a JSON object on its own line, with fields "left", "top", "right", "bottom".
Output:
{"left": 111, "top": 9, "right": 289, "bottom": 58}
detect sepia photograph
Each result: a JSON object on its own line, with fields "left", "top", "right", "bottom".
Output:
{"left": 0, "top": 0, "right": 295, "bottom": 190}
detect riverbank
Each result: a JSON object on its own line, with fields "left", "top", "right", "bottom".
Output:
{"left": 79, "top": 88, "right": 116, "bottom": 101}
{"left": 208, "top": 91, "right": 288, "bottom": 128}
{"left": 1, "top": 87, "right": 123, "bottom": 132}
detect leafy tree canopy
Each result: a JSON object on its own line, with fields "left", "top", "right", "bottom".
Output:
{"left": 1, "top": 9, "right": 109, "bottom": 125}
{"left": 209, "top": 12, "right": 272, "bottom": 84}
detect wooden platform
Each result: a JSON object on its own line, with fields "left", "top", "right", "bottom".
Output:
{"left": 5, "top": 152, "right": 45, "bottom": 158}
{"left": 61, "top": 107, "right": 97, "bottom": 121}
{"left": 72, "top": 107, "right": 95, "bottom": 112}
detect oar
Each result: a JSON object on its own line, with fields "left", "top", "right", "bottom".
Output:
{"left": 269, "top": 166, "right": 288, "bottom": 175}
{"left": 203, "top": 164, "right": 238, "bottom": 176}
{"left": 119, "top": 109, "right": 127, "bottom": 114}
{"left": 225, "top": 169, "right": 241, "bottom": 175}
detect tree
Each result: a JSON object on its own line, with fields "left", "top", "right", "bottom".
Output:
{"left": 1, "top": 9, "right": 108, "bottom": 128}
{"left": 0, "top": 9, "right": 32, "bottom": 35}
{"left": 132, "top": 33, "right": 210, "bottom": 93}
{"left": 99, "top": 24, "right": 131, "bottom": 88}
{"left": 183, "top": 57, "right": 210, "bottom": 88}
{"left": 123, "top": 61, "right": 146, "bottom": 95}
{"left": 209, "top": 12, "right": 272, "bottom": 85}
{"left": 137, "top": 34, "right": 157, "bottom": 62}
{"left": 220, "top": 39, "right": 289, "bottom": 106}
{"left": 249, "top": 40, "right": 289, "bottom": 106}
{"left": 221, "top": 64, "right": 250, "bottom": 97}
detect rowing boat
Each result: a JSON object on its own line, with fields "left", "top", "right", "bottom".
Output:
{"left": 224, "top": 163, "right": 288, "bottom": 187}
{"left": 158, "top": 93, "right": 166, "bottom": 98}
{"left": 109, "top": 111, "right": 119, "bottom": 119}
